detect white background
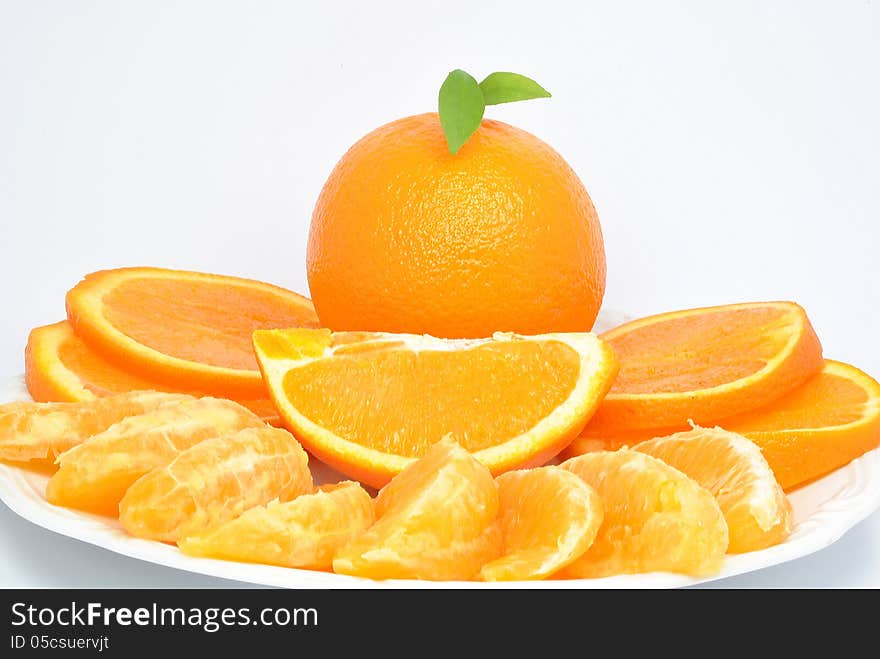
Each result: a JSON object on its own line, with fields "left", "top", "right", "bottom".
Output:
{"left": 1, "top": 1, "right": 878, "bottom": 587}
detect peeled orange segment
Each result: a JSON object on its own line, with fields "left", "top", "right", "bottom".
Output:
{"left": 479, "top": 467, "right": 603, "bottom": 581}
{"left": 179, "top": 481, "right": 373, "bottom": 570}
{"left": 46, "top": 397, "right": 265, "bottom": 516}
{"left": 65, "top": 267, "right": 320, "bottom": 399}
{"left": 254, "top": 328, "right": 617, "bottom": 488}
{"left": 634, "top": 427, "right": 792, "bottom": 553}
{"left": 120, "top": 426, "right": 313, "bottom": 543}
{"left": 587, "top": 301, "right": 823, "bottom": 432}
{"left": 332, "top": 438, "right": 502, "bottom": 581}
{"left": 721, "top": 360, "right": 880, "bottom": 490}
{"left": 0, "top": 390, "right": 192, "bottom": 463}
{"left": 560, "top": 450, "right": 728, "bottom": 578}
{"left": 25, "top": 321, "right": 281, "bottom": 423}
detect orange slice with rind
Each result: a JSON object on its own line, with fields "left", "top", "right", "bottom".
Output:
{"left": 254, "top": 328, "right": 617, "bottom": 488}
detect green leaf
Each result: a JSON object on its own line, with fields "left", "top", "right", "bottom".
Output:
{"left": 479, "top": 72, "right": 551, "bottom": 106}
{"left": 438, "top": 69, "right": 485, "bottom": 154}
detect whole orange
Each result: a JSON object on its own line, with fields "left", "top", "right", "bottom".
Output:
{"left": 307, "top": 112, "right": 605, "bottom": 338}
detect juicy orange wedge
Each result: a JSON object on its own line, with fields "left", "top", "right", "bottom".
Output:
{"left": 120, "top": 426, "right": 313, "bottom": 542}
{"left": 179, "top": 481, "right": 374, "bottom": 570}
{"left": 560, "top": 450, "right": 728, "bottom": 578}
{"left": 65, "top": 267, "right": 320, "bottom": 399}
{"left": 254, "top": 328, "right": 617, "bottom": 488}
{"left": 0, "top": 390, "right": 191, "bottom": 463}
{"left": 46, "top": 397, "right": 264, "bottom": 516}
{"left": 479, "top": 466, "right": 603, "bottom": 581}
{"left": 25, "top": 321, "right": 281, "bottom": 423}
{"left": 634, "top": 426, "right": 792, "bottom": 553}
{"left": 332, "top": 438, "right": 502, "bottom": 581}
{"left": 586, "top": 301, "right": 823, "bottom": 432}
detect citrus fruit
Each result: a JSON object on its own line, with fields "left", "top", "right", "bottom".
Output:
{"left": 586, "top": 301, "right": 823, "bottom": 432}
{"left": 0, "top": 390, "right": 191, "bottom": 463}
{"left": 332, "top": 438, "right": 502, "bottom": 581}
{"left": 179, "top": 481, "right": 373, "bottom": 570}
{"left": 25, "top": 321, "right": 280, "bottom": 423}
{"left": 560, "top": 450, "right": 728, "bottom": 577}
{"left": 479, "top": 466, "right": 603, "bottom": 581}
{"left": 46, "top": 397, "right": 264, "bottom": 516}
{"left": 634, "top": 426, "right": 792, "bottom": 553}
{"left": 307, "top": 113, "right": 605, "bottom": 338}
{"left": 254, "top": 327, "right": 617, "bottom": 487}
{"left": 66, "top": 267, "right": 320, "bottom": 399}
{"left": 120, "top": 426, "right": 313, "bottom": 542}
{"left": 721, "top": 360, "right": 880, "bottom": 490}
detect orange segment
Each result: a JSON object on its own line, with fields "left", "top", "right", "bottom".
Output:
{"left": 0, "top": 390, "right": 192, "bottom": 463}
{"left": 254, "top": 328, "right": 617, "bottom": 488}
{"left": 332, "top": 438, "right": 502, "bottom": 581}
{"left": 560, "top": 450, "right": 728, "bottom": 578}
{"left": 66, "top": 267, "right": 321, "bottom": 399}
{"left": 46, "top": 397, "right": 264, "bottom": 516}
{"left": 120, "top": 426, "right": 312, "bottom": 543}
{"left": 634, "top": 427, "right": 792, "bottom": 553}
{"left": 587, "top": 302, "right": 823, "bottom": 431}
{"left": 179, "top": 481, "right": 373, "bottom": 570}
{"left": 479, "top": 467, "right": 603, "bottom": 581}
{"left": 25, "top": 321, "right": 281, "bottom": 423}
{"left": 721, "top": 360, "right": 880, "bottom": 490}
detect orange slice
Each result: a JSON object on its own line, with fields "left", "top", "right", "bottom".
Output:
{"left": 179, "top": 481, "right": 374, "bottom": 570}
{"left": 587, "top": 301, "right": 823, "bottom": 432}
{"left": 25, "top": 321, "right": 281, "bottom": 423}
{"left": 332, "top": 438, "right": 502, "bottom": 581}
{"left": 479, "top": 467, "right": 603, "bottom": 581}
{"left": 120, "top": 426, "right": 313, "bottom": 542}
{"left": 66, "top": 267, "right": 321, "bottom": 399}
{"left": 0, "top": 390, "right": 191, "bottom": 462}
{"left": 634, "top": 427, "right": 792, "bottom": 553}
{"left": 560, "top": 450, "right": 728, "bottom": 577}
{"left": 46, "top": 397, "right": 264, "bottom": 516}
{"left": 721, "top": 360, "right": 880, "bottom": 490}
{"left": 254, "top": 328, "right": 617, "bottom": 487}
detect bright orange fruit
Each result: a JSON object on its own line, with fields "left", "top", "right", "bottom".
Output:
{"left": 0, "top": 390, "right": 191, "bottom": 463}
{"left": 332, "top": 438, "right": 502, "bottom": 581}
{"left": 586, "top": 301, "right": 823, "bottom": 432}
{"left": 479, "top": 467, "right": 603, "bottom": 581}
{"left": 66, "top": 267, "right": 320, "bottom": 399}
{"left": 25, "top": 321, "right": 280, "bottom": 423}
{"left": 120, "top": 426, "right": 313, "bottom": 542}
{"left": 179, "top": 481, "right": 373, "bottom": 570}
{"left": 307, "top": 113, "right": 605, "bottom": 338}
{"left": 560, "top": 450, "right": 728, "bottom": 578}
{"left": 634, "top": 427, "right": 792, "bottom": 553}
{"left": 254, "top": 328, "right": 617, "bottom": 487}
{"left": 46, "top": 397, "right": 264, "bottom": 516}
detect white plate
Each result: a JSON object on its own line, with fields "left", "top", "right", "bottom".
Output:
{"left": 2, "top": 346, "right": 880, "bottom": 588}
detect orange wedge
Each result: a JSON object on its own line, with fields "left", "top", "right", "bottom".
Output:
{"left": 66, "top": 267, "right": 320, "bottom": 399}
{"left": 560, "top": 450, "right": 728, "bottom": 577}
{"left": 0, "top": 390, "right": 191, "bottom": 462}
{"left": 46, "top": 397, "right": 264, "bottom": 516}
{"left": 634, "top": 427, "right": 792, "bottom": 553}
{"left": 332, "top": 438, "right": 502, "bottom": 581}
{"left": 721, "top": 360, "right": 880, "bottom": 490}
{"left": 254, "top": 328, "right": 617, "bottom": 488}
{"left": 25, "top": 321, "right": 281, "bottom": 423}
{"left": 120, "top": 426, "right": 313, "bottom": 542}
{"left": 586, "top": 301, "right": 823, "bottom": 432}
{"left": 479, "top": 467, "right": 603, "bottom": 581}
{"left": 179, "top": 481, "right": 374, "bottom": 570}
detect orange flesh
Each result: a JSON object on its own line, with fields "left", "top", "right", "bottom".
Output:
{"left": 607, "top": 306, "right": 790, "bottom": 394}
{"left": 103, "top": 279, "right": 320, "bottom": 370}
{"left": 281, "top": 341, "right": 581, "bottom": 456}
